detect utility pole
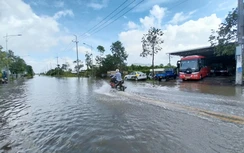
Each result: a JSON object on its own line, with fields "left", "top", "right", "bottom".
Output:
{"left": 169, "top": 54, "right": 171, "bottom": 66}
{"left": 73, "top": 35, "right": 79, "bottom": 77}
{"left": 236, "top": 0, "right": 244, "bottom": 85}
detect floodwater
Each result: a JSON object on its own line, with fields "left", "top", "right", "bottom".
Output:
{"left": 0, "top": 76, "right": 244, "bottom": 153}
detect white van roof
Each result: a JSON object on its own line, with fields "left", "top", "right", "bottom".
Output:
{"left": 150, "top": 68, "right": 165, "bottom": 72}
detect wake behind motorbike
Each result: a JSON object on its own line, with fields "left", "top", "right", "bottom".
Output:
{"left": 110, "top": 77, "right": 126, "bottom": 91}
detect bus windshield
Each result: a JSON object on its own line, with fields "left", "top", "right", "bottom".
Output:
{"left": 180, "top": 59, "right": 199, "bottom": 71}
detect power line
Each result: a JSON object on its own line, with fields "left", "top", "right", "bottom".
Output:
{"left": 81, "top": 0, "right": 136, "bottom": 38}
{"left": 168, "top": 0, "right": 189, "bottom": 10}
{"left": 80, "top": 0, "right": 130, "bottom": 37}
{"left": 59, "top": 0, "right": 188, "bottom": 54}
{"left": 82, "top": 0, "right": 190, "bottom": 39}
{"left": 82, "top": 0, "right": 145, "bottom": 40}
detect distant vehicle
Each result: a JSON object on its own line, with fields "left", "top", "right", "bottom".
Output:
{"left": 210, "top": 63, "right": 234, "bottom": 76}
{"left": 124, "top": 71, "right": 147, "bottom": 81}
{"left": 179, "top": 55, "right": 210, "bottom": 80}
{"left": 155, "top": 68, "right": 177, "bottom": 81}
{"left": 147, "top": 73, "right": 153, "bottom": 79}
{"left": 149, "top": 68, "right": 177, "bottom": 81}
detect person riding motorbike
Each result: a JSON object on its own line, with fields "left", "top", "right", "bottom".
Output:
{"left": 112, "top": 69, "right": 122, "bottom": 88}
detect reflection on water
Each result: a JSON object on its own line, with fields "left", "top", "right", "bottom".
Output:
{"left": 0, "top": 76, "right": 244, "bottom": 153}
{"left": 148, "top": 78, "right": 244, "bottom": 97}
{"left": 178, "top": 81, "right": 238, "bottom": 96}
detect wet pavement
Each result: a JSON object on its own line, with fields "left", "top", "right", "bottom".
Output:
{"left": 0, "top": 76, "right": 244, "bottom": 153}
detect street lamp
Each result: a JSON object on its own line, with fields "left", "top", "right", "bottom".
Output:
{"left": 3, "top": 33, "right": 22, "bottom": 80}
{"left": 3, "top": 33, "right": 22, "bottom": 52}
{"left": 83, "top": 43, "right": 94, "bottom": 76}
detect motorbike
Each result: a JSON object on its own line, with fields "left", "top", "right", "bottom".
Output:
{"left": 110, "top": 77, "right": 126, "bottom": 91}
{"left": 1, "top": 77, "right": 8, "bottom": 84}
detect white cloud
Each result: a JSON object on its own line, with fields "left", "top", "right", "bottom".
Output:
{"left": 149, "top": 5, "right": 165, "bottom": 24}
{"left": 140, "top": 16, "right": 155, "bottom": 29}
{"left": 87, "top": 0, "right": 109, "bottom": 10}
{"left": 119, "top": 5, "right": 221, "bottom": 66}
{"left": 0, "top": 0, "right": 74, "bottom": 72}
{"left": 127, "top": 21, "right": 138, "bottom": 29}
{"left": 139, "top": 5, "right": 166, "bottom": 29}
{"left": 77, "top": 46, "right": 92, "bottom": 54}
{"left": 53, "top": 10, "right": 74, "bottom": 20}
{"left": 169, "top": 12, "right": 191, "bottom": 25}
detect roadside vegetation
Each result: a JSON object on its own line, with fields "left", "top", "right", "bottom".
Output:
{"left": 0, "top": 46, "right": 34, "bottom": 79}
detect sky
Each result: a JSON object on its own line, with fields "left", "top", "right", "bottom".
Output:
{"left": 0, "top": 0, "right": 237, "bottom": 73}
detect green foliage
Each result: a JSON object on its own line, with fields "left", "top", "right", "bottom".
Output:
{"left": 0, "top": 46, "right": 10, "bottom": 70}
{"left": 97, "top": 45, "right": 105, "bottom": 54}
{"left": 95, "top": 45, "right": 105, "bottom": 66}
{"left": 99, "top": 54, "right": 118, "bottom": 73}
{"left": 0, "top": 46, "right": 34, "bottom": 79}
{"left": 85, "top": 52, "right": 92, "bottom": 70}
{"left": 141, "top": 27, "right": 164, "bottom": 57}
{"left": 110, "top": 41, "right": 128, "bottom": 70}
{"left": 9, "top": 56, "right": 26, "bottom": 75}
{"left": 209, "top": 8, "right": 237, "bottom": 55}
{"left": 61, "top": 64, "right": 68, "bottom": 71}
{"left": 26, "top": 65, "right": 34, "bottom": 77}
{"left": 73, "top": 60, "right": 84, "bottom": 74}
{"left": 46, "top": 68, "right": 63, "bottom": 76}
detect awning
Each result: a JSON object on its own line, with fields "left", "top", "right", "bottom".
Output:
{"left": 168, "top": 46, "right": 214, "bottom": 57}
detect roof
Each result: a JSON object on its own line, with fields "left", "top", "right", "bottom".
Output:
{"left": 168, "top": 46, "right": 214, "bottom": 57}
{"left": 181, "top": 55, "right": 205, "bottom": 60}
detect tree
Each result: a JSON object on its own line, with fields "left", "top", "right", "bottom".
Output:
{"left": 0, "top": 46, "right": 8, "bottom": 70}
{"left": 100, "top": 54, "right": 118, "bottom": 73}
{"left": 9, "top": 56, "right": 26, "bottom": 77}
{"left": 97, "top": 45, "right": 105, "bottom": 55}
{"left": 74, "top": 64, "right": 84, "bottom": 73}
{"left": 141, "top": 27, "right": 164, "bottom": 82}
{"left": 110, "top": 41, "right": 128, "bottom": 70}
{"left": 26, "top": 65, "right": 34, "bottom": 77}
{"left": 209, "top": 8, "right": 237, "bottom": 55}
{"left": 96, "top": 45, "right": 105, "bottom": 66}
{"left": 73, "top": 60, "right": 84, "bottom": 73}
{"left": 85, "top": 52, "right": 93, "bottom": 70}
{"left": 61, "top": 64, "right": 68, "bottom": 71}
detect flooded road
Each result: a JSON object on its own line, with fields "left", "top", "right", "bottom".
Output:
{"left": 0, "top": 76, "right": 244, "bottom": 153}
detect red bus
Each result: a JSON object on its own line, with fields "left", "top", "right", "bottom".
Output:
{"left": 179, "top": 55, "right": 210, "bottom": 80}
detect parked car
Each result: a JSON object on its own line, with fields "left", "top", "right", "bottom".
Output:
{"left": 147, "top": 73, "right": 154, "bottom": 79}
{"left": 155, "top": 68, "right": 177, "bottom": 81}
{"left": 210, "top": 63, "right": 234, "bottom": 76}
{"left": 124, "top": 71, "right": 147, "bottom": 81}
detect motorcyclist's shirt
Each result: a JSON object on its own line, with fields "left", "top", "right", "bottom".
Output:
{"left": 113, "top": 72, "right": 122, "bottom": 81}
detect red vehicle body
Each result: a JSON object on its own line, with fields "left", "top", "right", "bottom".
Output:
{"left": 179, "top": 55, "right": 210, "bottom": 80}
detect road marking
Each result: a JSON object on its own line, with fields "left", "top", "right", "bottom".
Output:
{"left": 119, "top": 92, "right": 244, "bottom": 124}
